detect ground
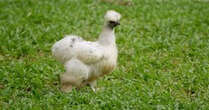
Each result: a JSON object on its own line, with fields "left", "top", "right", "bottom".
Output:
{"left": 0, "top": 0, "right": 209, "bottom": 109}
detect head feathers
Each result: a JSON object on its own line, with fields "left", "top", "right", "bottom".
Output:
{"left": 104, "top": 10, "right": 121, "bottom": 22}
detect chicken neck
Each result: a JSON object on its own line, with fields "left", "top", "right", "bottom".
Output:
{"left": 98, "top": 25, "right": 116, "bottom": 46}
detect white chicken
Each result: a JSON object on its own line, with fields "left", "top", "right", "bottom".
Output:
{"left": 52, "top": 10, "right": 121, "bottom": 92}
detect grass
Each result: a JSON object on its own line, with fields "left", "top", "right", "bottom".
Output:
{"left": 0, "top": 0, "right": 209, "bottom": 109}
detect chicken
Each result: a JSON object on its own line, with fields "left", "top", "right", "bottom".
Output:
{"left": 52, "top": 10, "right": 121, "bottom": 92}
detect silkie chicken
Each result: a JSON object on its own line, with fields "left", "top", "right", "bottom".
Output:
{"left": 52, "top": 10, "right": 121, "bottom": 92}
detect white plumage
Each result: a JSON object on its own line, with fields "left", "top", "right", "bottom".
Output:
{"left": 52, "top": 10, "right": 121, "bottom": 92}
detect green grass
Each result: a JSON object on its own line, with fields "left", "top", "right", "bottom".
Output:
{"left": 0, "top": 0, "right": 209, "bottom": 109}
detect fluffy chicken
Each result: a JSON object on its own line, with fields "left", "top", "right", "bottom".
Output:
{"left": 52, "top": 10, "right": 121, "bottom": 92}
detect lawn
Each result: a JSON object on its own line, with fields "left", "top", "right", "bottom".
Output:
{"left": 0, "top": 0, "right": 209, "bottom": 109}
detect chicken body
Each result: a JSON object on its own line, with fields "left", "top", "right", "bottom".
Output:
{"left": 52, "top": 10, "right": 121, "bottom": 92}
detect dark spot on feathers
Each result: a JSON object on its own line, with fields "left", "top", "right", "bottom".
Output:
{"left": 101, "top": 55, "right": 105, "bottom": 60}
{"left": 69, "top": 44, "right": 73, "bottom": 48}
{"left": 69, "top": 38, "right": 76, "bottom": 48}
{"left": 71, "top": 38, "right": 76, "bottom": 42}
